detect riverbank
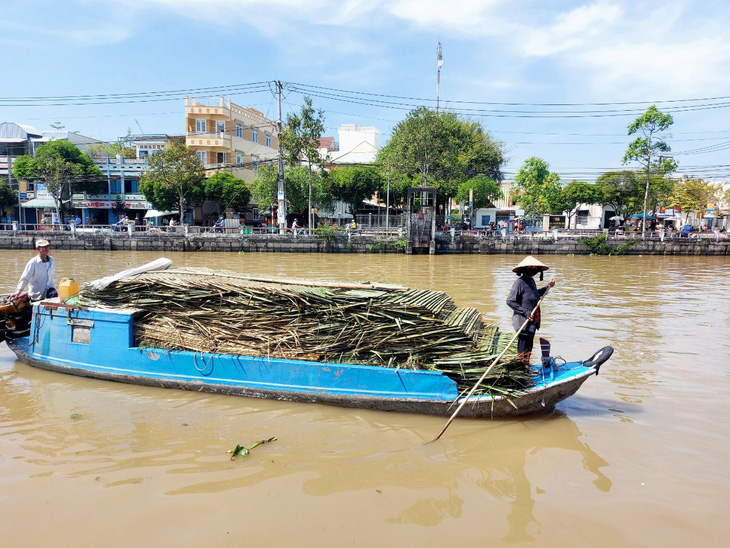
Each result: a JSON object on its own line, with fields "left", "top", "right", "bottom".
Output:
{"left": 1, "top": 230, "right": 728, "bottom": 255}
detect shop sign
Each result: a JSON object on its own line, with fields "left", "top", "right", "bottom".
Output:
{"left": 548, "top": 215, "right": 565, "bottom": 228}
{"left": 73, "top": 200, "right": 148, "bottom": 209}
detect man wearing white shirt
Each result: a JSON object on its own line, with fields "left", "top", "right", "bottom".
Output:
{"left": 13, "top": 239, "right": 57, "bottom": 301}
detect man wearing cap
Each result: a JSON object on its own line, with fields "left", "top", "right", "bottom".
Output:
{"left": 12, "top": 239, "right": 58, "bottom": 301}
{"left": 506, "top": 256, "right": 556, "bottom": 364}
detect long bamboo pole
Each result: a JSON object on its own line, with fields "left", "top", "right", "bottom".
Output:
{"left": 430, "top": 287, "right": 551, "bottom": 442}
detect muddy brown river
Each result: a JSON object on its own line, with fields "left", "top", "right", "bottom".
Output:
{"left": 1, "top": 250, "right": 728, "bottom": 547}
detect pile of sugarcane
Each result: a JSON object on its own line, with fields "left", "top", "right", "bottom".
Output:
{"left": 81, "top": 268, "right": 532, "bottom": 395}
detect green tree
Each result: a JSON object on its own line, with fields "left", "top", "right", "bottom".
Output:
{"left": 595, "top": 170, "right": 641, "bottom": 218}
{"left": 623, "top": 105, "right": 678, "bottom": 234}
{"left": 455, "top": 174, "right": 502, "bottom": 211}
{"left": 377, "top": 107, "right": 505, "bottom": 206}
{"left": 88, "top": 141, "right": 136, "bottom": 159}
{"left": 112, "top": 194, "right": 128, "bottom": 217}
{"left": 251, "top": 165, "right": 278, "bottom": 211}
{"left": 328, "top": 166, "right": 382, "bottom": 215}
{"left": 139, "top": 140, "right": 205, "bottom": 221}
{"left": 558, "top": 181, "right": 598, "bottom": 228}
{"left": 251, "top": 165, "right": 332, "bottom": 222}
{"left": 280, "top": 96, "right": 327, "bottom": 231}
{"left": 376, "top": 169, "right": 410, "bottom": 212}
{"left": 0, "top": 178, "right": 18, "bottom": 217}
{"left": 513, "top": 157, "right": 562, "bottom": 219}
{"left": 12, "top": 140, "right": 103, "bottom": 223}
{"left": 204, "top": 172, "right": 251, "bottom": 213}
{"left": 669, "top": 177, "right": 720, "bottom": 224}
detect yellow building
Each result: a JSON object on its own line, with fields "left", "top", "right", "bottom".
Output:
{"left": 184, "top": 96, "right": 278, "bottom": 183}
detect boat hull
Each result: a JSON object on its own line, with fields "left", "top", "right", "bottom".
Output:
{"left": 5, "top": 302, "right": 607, "bottom": 418}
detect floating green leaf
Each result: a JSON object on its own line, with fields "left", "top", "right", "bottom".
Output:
{"left": 228, "top": 436, "right": 278, "bottom": 460}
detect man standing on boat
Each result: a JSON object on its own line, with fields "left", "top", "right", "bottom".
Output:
{"left": 11, "top": 239, "right": 58, "bottom": 301}
{"left": 506, "top": 256, "right": 555, "bottom": 364}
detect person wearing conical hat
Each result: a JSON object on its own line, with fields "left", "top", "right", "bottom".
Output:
{"left": 506, "top": 256, "right": 556, "bottom": 364}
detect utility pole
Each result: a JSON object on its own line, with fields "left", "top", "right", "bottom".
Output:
{"left": 436, "top": 42, "right": 443, "bottom": 113}
{"left": 386, "top": 169, "right": 391, "bottom": 230}
{"left": 276, "top": 81, "right": 287, "bottom": 234}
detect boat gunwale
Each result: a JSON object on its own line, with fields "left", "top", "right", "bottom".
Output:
{"left": 7, "top": 336, "right": 598, "bottom": 418}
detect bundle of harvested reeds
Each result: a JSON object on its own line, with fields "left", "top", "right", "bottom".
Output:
{"left": 81, "top": 268, "right": 531, "bottom": 395}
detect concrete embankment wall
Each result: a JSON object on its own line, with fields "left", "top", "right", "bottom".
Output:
{"left": 0, "top": 232, "right": 728, "bottom": 255}
{"left": 435, "top": 235, "right": 730, "bottom": 255}
{"left": 0, "top": 232, "right": 405, "bottom": 254}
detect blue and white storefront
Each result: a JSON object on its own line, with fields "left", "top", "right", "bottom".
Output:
{"left": 72, "top": 157, "right": 150, "bottom": 225}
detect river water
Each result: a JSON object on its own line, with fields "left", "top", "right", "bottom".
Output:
{"left": 1, "top": 250, "right": 728, "bottom": 547}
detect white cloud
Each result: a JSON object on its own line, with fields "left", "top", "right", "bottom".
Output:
{"left": 104, "top": 0, "right": 730, "bottom": 100}
{"left": 520, "top": 1, "right": 623, "bottom": 57}
{"left": 385, "top": 0, "right": 504, "bottom": 32}
{"left": 573, "top": 37, "right": 730, "bottom": 98}
{"left": 66, "top": 27, "right": 133, "bottom": 47}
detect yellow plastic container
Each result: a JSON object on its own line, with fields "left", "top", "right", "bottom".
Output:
{"left": 58, "top": 277, "right": 80, "bottom": 302}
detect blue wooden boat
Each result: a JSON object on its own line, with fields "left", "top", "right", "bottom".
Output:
{"left": 4, "top": 299, "right": 613, "bottom": 418}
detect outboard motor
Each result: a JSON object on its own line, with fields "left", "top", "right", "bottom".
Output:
{"left": 582, "top": 346, "right": 614, "bottom": 374}
{"left": 0, "top": 294, "right": 31, "bottom": 343}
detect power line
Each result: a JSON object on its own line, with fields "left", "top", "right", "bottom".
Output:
{"left": 286, "top": 81, "right": 730, "bottom": 108}
{"left": 0, "top": 83, "right": 272, "bottom": 107}
{"left": 5, "top": 78, "right": 730, "bottom": 117}
{"left": 286, "top": 82, "right": 730, "bottom": 118}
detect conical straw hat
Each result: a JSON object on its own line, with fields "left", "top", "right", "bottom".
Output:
{"left": 512, "top": 255, "right": 549, "bottom": 273}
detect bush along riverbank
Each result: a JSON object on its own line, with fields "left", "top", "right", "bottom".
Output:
{"left": 0, "top": 230, "right": 728, "bottom": 255}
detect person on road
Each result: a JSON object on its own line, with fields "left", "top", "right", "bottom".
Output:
{"left": 506, "top": 256, "right": 555, "bottom": 364}
{"left": 12, "top": 239, "right": 57, "bottom": 301}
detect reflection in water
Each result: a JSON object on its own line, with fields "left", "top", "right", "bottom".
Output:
{"left": 470, "top": 414, "right": 610, "bottom": 543}
{"left": 379, "top": 413, "right": 611, "bottom": 541}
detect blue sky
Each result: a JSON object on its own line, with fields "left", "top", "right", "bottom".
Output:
{"left": 1, "top": 0, "right": 729, "bottom": 183}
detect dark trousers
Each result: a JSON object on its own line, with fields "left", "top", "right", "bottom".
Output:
{"left": 517, "top": 332, "right": 535, "bottom": 362}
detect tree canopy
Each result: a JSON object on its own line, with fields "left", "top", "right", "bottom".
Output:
{"left": 87, "top": 141, "right": 136, "bottom": 159}
{"left": 669, "top": 177, "right": 720, "bottom": 223}
{"left": 280, "top": 96, "right": 327, "bottom": 229}
{"left": 13, "top": 140, "right": 103, "bottom": 222}
{"left": 377, "top": 171, "right": 411, "bottom": 212}
{"left": 204, "top": 171, "right": 251, "bottom": 212}
{"left": 595, "top": 170, "right": 641, "bottom": 217}
{"left": 623, "top": 105, "right": 677, "bottom": 231}
{"left": 139, "top": 140, "right": 205, "bottom": 219}
{"left": 455, "top": 174, "right": 502, "bottom": 211}
{"left": 0, "top": 178, "right": 17, "bottom": 214}
{"left": 328, "top": 166, "right": 382, "bottom": 215}
{"left": 558, "top": 181, "right": 599, "bottom": 228}
{"left": 377, "top": 107, "right": 505, "bottom": 205}
{"left": 512, "top": 157, "right": 562, "bottom": 218}
{"left": 251, "top": 165, "right": 332, "bottom": 223}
